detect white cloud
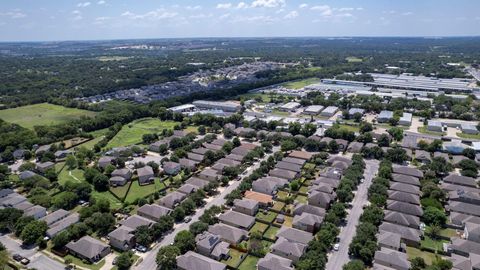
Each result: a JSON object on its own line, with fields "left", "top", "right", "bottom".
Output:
{"left": 276, "top": 8, "right": 285, "bottom": 14}
{"left": 401, "top": 11, "right": 413, "bottom": 16}
{"left": 77, "top": 2, "right": 91, "bottom": 8}
{"left": 236, "top": 2, "right": 249, "bottom": 9}
{"left": 230, "top": 15, "right": 276, "bottom": 23}
{"left": 186, "top": 5, "right": 202, "bottom": 10}
{"left": 189, "top": 13, "right": 213, "bottom": 19}
{"left": 284, "top": 11, "right": 298, "bottom": 19}
{"left": 72, "top": 10, "right": 83, "bottom": 21}
{"left": 219, "top": 13, "right": 231, "bottom": 19}
{"left": 338, "top": 7, "right": 355, "bottom": 12}
{"left": 0, "top": 11, "right": 27, "bottom": 19}
{"left": 216, "top": 3, "right": 232, "bottom": 9}
{"left": 121, "top": 9, "right": 178, "bottom": 20}
{"left": 299, "top": 3, "right": 308, "bottom": 9}
{"left": 251, "top": 0, "right": 285, "bottom": 8}
{"left": 356, "top": 7, "right": 364, "bottom": 11}
{"left": 311, "top": 5, "right": 332, "bottom": 16}
{"left": 97, "top": 0, "right": 106, "bottom": 5}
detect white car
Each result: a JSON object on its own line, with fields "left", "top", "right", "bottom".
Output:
{"left": 333, "top": 243, "right": 340, "bottom": 251}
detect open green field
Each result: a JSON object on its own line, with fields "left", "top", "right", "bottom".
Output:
{"left": 346, "top": 56, "right": 363, "bottom": 63}
{"left": 91, "top": 190, "right": 122, "bottom": 210}
{"left": 106, "top": 118, "right": 178, "bottom": 148}
{"left": 282, "top": 78, "right": 321, "bottom": 89}
{"left": 0, "top": 103, "right": 96, "bottom": 129}
{"left": 238, "top": 93, "right": 273, "bottom": 103}
{"left": 418, "top": 126, "right": 445, "bottom": 136}
{"left": 58, "top": 167, "right": 86, "bottom": 186}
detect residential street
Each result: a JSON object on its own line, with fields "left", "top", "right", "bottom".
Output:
{"left": 0, "top": 234, "right": 65, "bottom": 270}
{"left": 133, "top": 147, "right": 278, "bottom": 270}
{"left": 325, "top": 159, "right": 379, "bottom": 270}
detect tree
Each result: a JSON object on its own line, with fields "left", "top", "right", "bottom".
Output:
{"left": 428, "top": 157, "right": 452, "bottom": 176}
{"left": 463, "top": 148, "right": 476, "bottom": 160}
{"left": 459, "top": 159, "right": 478, "bottom": 177}
{"left": 328, "top": 140, "right": 339, "bottom": 153}
{"left": 387, "top": 127, "right": 404, "bottom": 141}
{"left": 359, "top": 122, "right": 373, "bottom": 133}
{"left": 84, "top": 167, "right": 100, "bottom": 183}
{"left": 52, "top": 230, "right": 71, "bottom": 249}
{"left": 232, "top": 137, "right": 241, "bottom": 147}
{"left": 93, "top": 173, "right": 109, "bottom": 191}
{"left": 14, "top": 216, "right": 35, "bottom": 236}
{"left": 281, "top": 140, "right": 297, "bottom": 152}
{"left": 85, "top": 212, "right": 115, "bottom": 236}
{"left": 116, "top": 252, "right": 133, "bottom": 270}
{"left": 197, "top": 125, "right": 206, "bottom": 135}
{"left": 189, "top": 221, "right": 208, "bottom": 235}
{"left": 428, "top": 224, "right": 441, "bottom": 239}
{"left": 156, "top": 245, "right": 180, "bottom": 269}
{"left": 52, "top": 191, "right": 78, "bottom": 210}
{"left": 20, "top": 220, "right": 48, "bottom": 245}
{"left": 44, "top": 168, "right": 58, "bottom": 181}
{"left": 65, "top": 155, "right": 77, "bottom": 170}
{"left": 135, "top": 225, "right": 153, "bottom": 247}
{"left": 385, "top": 148, "right": 408, "bottom": 163}
{"left": 343, "top": 260, "right": 365, "bottom": 270}
{"left": 423, "top": 207, "right": 447, "bottom": 226}
{"left": 410, "top": 257, "right": 426, "bottom": 270}
{"left": 174, "top": 230, "right": 195, "bottom": 253}
{"left": 377, "top": 134, "right": 391, "bottom": 147}
{"left": 171, "top": 206, "right": 186, "bottom": 222}
{"left": 289, "top": 180, "right": 300, "bottom": 191}
{"left": 0, "top": 208, "right": 23, "bottom": 232}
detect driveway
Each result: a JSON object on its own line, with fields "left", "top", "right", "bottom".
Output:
{"left": 325, "top": 159, "right": 379, "bottom": 270}
{"left": 0, "top": 234, "right": 65, "bottom": 270}
{"left": 133, "top": 148, "right": 278, "bottom": 270}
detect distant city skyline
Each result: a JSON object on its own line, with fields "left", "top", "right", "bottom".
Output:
{"left": 0, "top": 0, "right": 479, "bottom": 41}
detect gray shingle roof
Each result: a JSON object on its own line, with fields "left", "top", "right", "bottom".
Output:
{"left": 66, "top": 236, "right": 109, "bottom": 261}
{"left": 276, "top": 227, "right": 313, "bottom": 245}
{"left": 218, "top": 210, "right": 255, "bottom": 229}
{"left": 177, "top": 251, "right": 226, "bottom": 270}
{"left": 258, "top": 253, "right": 294, "bottom": 270}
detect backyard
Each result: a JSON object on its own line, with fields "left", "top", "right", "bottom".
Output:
{"left": 123, "top": 178, "right": 167, "bottom": 204}
{"left": 221, "top": 249, "right": 246, "bottom": 268}
{"left": 256, "top": 211, "right": 277, "bottom": 223}
{"left": 237, "top": 255, "right": 260, "bottom": 270}
{"left": 263, "top": 226, "right": 279, "bottom": 241}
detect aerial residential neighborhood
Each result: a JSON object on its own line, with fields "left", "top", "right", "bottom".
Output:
{"left": 0, "top": 1, "right": 480, "bottom": 270}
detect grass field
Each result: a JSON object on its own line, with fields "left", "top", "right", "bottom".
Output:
{"left": 421, "top": 236, "right": 448, "bottom": 252}
{"left": 0, "top": 103, "right": 97, "bottom": 129}
{"left": 338, "top": 124, "right": 360, "bottom": 133}
{"left": 282, "top": 78, "right": 320, "bottom": 89}
{"left": 346, "top": 56, "right": 363, "bottom": 63}
{"left": 91, "top": 190, "right": 122, "bottom": 210}
{"left": 58, "top": 167, "right": 85, "bottom": 186}
{"left": 256, "top": 211, "right": 277, "bottom": 223}
{"left": 106, "top": 118, "right": 178, "bottom": 148}
{"left": 263, "top": 226, "right": 279, "bottom": 241}
{"left": 124, "top": 178, "right": 167, "bottom": 204}
{"left": 249, "top": 222, "right": 269, "bottom": 235}
{"left": 110, "top": 182, "right": 131, "bottom": 200}
{"left": 221, "top": 249, "right": 246, "bottom": 268}
{"left": 294, "top": 194, "right": 308, "bottom": 204}
{"left": 406, "top": 247, "right": 438, "bottom": 265}
{"left": 63, "top": 254, "right": 105, "bottom": 270}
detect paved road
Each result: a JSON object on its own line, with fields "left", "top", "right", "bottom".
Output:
{"left": 133, "top": 148, "right": 278, "bottom": 270}
{"left": 325, "top": 159, "right": 379, "bottom": 270}
{"left": 0, "top": 234, "right": 65, "bottom": 270}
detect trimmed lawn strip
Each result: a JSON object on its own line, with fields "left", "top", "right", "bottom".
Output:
{"left": 271, "top": 201, "right": 285, "bottom": 212}
{"left": 418, "top": 126, "right": 446, "bottom": 136}
{"left": 406, "top": 247, "right": 438, "bottom": 265}
{"left": 238, "top": 255, "right": 260, "bottom": 270}
{"left": 256, "top": 211, "right": 277, "bottom": 223}
{"left": 249, "top": 222, "right": 269, "bottom": 235}
{"left": 64, "top": 255, "right": 105, "bottom": 270}
{"left": 421, "top": 236, "right": 448, "bottom": 251}
{"left": 294, "top": 194, "right": 308, "bottom": 204}
{"left": 263, "top": 226, "right": 279, "bottom": 241}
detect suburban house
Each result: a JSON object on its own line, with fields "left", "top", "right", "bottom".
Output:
{"left": 292, "top": 212, "right": 324, "bottom": 233}
{"left": 208, "top": 223, "right": 248, "bottom": 245}
{"left": 269, "top": 168, "right": 298, "bottom": 181}
{"left": 36, "top": 161, "right": 55, "bottom": 173}
{"left": 252, "top": 177, "right": 288, "bottom": 195}
{"left": 111, "top": 168, "right": 132, "bottom": 180}
{"left": 98, "top": 156, "right": 114, "bottom": 169}
{"left": 179, "top": 158, "right": 197, "bottom": 171}
{"left": 258, "top": 253, "right": 294, "bottom": 270}
{"left": 195, "top": 231, "right": 230, "bottom": 260}
{"left": 373, "top": 247, "right": 411, "bottom": 270}
{"left": 137, "top": 166, "right": 154, "bottom": 185}
{"left": 66, "top": 236, "right": 111, "bottom": 263}
{"left": 275, "top": 227, "right": 314, "bottom": 245}
{"left": 137, "top": 204, "right": 171, "bottom": 222}
{"left": 158, "top": 191, "right": 187, "bottom": 209}
{"left": 218, "top": 210, "right": 255, "bottom": 230}
{"left": 108, "top": 225, "right": 135, "bottom": 251}
{"left": 46, "top": 213, "right": 80, "bottom": 238}
{"left": 271, "top": 237, "right": 307, "bottom": 262}
{"left": 377, "top": 231, "right": 403, "bottom": 251}
{"left": 176, "top": 251, "right": 227, "bottom": 270}
{"left": 233, "top": 198, "right": 259, "bottom": 216}
{"left": 308, "top": 190, "right": 336, "bottom": 209}
{"left": 163, "top": 162, "right": 181, "bottom": 175}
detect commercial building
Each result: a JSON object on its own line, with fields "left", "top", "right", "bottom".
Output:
{"left": 168, "top": 104, "right": 196, "bottom": 113}
{"left": 377, "top": 110, "right": 394, "bottom": 123}
{"left": 192, "top": 100, "right": 241, "bottom": 112}
{"left": 303, "top": 105, "right": 324, "bottom": 115}
{"left": 399, "top": 113, "right": 413, "bottom": 126}
{"left": 279, "top": 102, "right": 301, "bottom": 112}
{"left": 427, "top": 121, "right": 443, "bottom": 132}
{"left": 320, "top": 106, "right": 339, "bottom": 117}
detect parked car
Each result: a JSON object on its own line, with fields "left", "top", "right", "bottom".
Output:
{"left": 184, "top": 216, "right": 192, "bottom": 223}
{"left": 20, "top": 258, "right": 30, "bottom": 265}
{"left": 333, "top": 244, "right": 340, "bottom": 251}
{"left": 13, "top": 254, "right": 23, "bottom": 262}
{"left": 136, "top": 245, "right": 147, "bottom": 253}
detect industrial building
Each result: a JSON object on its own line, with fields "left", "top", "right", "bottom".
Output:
{"left": 279, "top": 102, "right": 301, "bottom": 112}
{"left": 377, "top": 110, "right": 394, "bottom": 123}
{"left": 427, "top": 121, "right": 443, "bottom": 132}
{"left": 322, "top": 73, "right": 477, "bottom": 93}
{"left": 399, "top": 113, "right": 413, "bottom": 126}
{"left": 192, "top": 100, "right": 242, "bottom": 112}
{"left": 348, "top": 108, "right": 365, "bottom": 116}
{"left": 461, "top": 124, "right": 479, "bottom": 135}
{"left": 303, "top": 105, "right": 324, "bottom": 115}
{"left": 168, "top": 104, "right": 196, "bottom": 113}
{"left": 320, "top": 106, "right": 339, "bottom": 117}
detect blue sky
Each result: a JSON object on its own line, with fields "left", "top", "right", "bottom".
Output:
{"left": 0, "top": 0, "right": 479, "bottom": 41}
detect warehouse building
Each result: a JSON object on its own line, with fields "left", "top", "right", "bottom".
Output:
{"left": 303, "top": 105, "right": 324, "bottom": 115}
{"left": 192, "top": 100, "right": 241, "bottom": 112}
{"left": 279, "top": 102, "right": 301, "bottom": 112}
{"left": 399, "top": 113, "right": 413, "bottom": 126}
{"left": 427, "top": 121, "right": 443, "bottom": 132}
{"left": 320, "top": 106, "right": 339, "bottom": 117}
{"left": 377, "top": 110, "right": 394, "bottom": 123}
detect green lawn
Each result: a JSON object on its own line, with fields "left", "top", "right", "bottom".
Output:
{"left": 271, "top": 201, "right": 285, "bottom": 212}
{"left": 295, "top": 194, "right": 308, "bottom": 204}
{"left": 418, "top": 126, "right": 445, "bottom": 136}
{"left": 238, "top": 255, "right": 260, "bottom": 270}
{"left": 0, "top": 103, "right": 97, "bottom": 129}
{"left": 55, "top": 162, "right": 66, "bottom": 173}
{"left": 277, "top": 191, "right": 289, "bottom": 201}
{"left": 249, "top": 222, "right": 269, "bottom": 235}
{"left": 91, "top": 190, "right": 122, "bottom": 210}
{"left": 64, "top": 255, "right": 105, "bottom": 270}
{"left": 271, "top": 109, "right": 291, "bottom": 117}
{"left": 106, "top": 118, "right": 178, "bottom": 148}
{"left": 124, "top": 178, "right": 167, "bottom": 204}
{"left": 283, "top": 216, "right": 293, "bottom": 227}
{"left": 338, "top": 124, "right": 360, "bottom": 133}
{"left": 299, "top": 186, "right": 309, "bottom": 194}
{"left": 256, "top": 211, "right": 278, "bottom": 223}
{"left": 58, "top": 167, "right": 85, "bottom": 186}
{"left": 406, "top": 247, "right": 439, "bottom": 265}
{"left": 110, "top": 182, "right": 131, "bottom": 200}
{"left": 238, "top": 93, "right": 273, "bottom": 103}
{"left": 263, "top": 226, "right": 279, "bottom": 241}
{"left": 282, "top": 78, "right": 321, "bottom": 89}
{"left": 421, "top": 236, "right": 448, "bottom": 252}
{"left": 221, "top": 249, "right": 246, "bottom": 268}
{"left": 76, "top": 136, "right": 104, "bottom": 150}
{"left": 457, "top": 132, "right": 480, "bottom": 139}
